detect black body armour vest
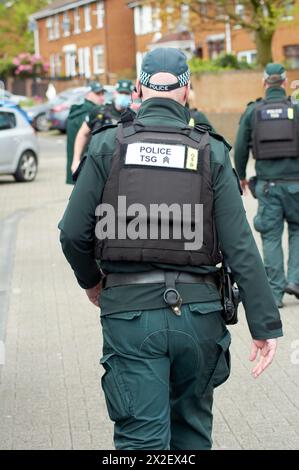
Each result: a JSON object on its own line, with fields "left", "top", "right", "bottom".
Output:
{"left": 252, "top": 98, "right": 299, "bottom": 160}
{"left": 95, "top": 120, "right": 222, "bottom": 266}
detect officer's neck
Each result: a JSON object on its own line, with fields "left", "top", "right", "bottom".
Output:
{"left": 265, "top": 86, "right": 287, "bottom": 99}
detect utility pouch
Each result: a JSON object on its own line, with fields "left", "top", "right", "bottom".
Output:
{"left": 220, "top": 263, "right": 240, "bottom": 325}
{"left": 248, "top": 176, "right": 258, "bottom": 199}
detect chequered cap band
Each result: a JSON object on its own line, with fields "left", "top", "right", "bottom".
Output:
{"left": 140, "top": 69, "right": 190, "bottom": 90}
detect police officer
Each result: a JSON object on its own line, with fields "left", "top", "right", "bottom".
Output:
{"left": 59, "top": 49, "right": 282, "bottom": 450}
{"left": 106, "top": 78, "right": 134, "bottom": 123}
{"left": 234, "top": 63, "right": 299, "bottom": 308}
{"left": 71, "top": 103, "right": 112, "bottom": 176}
{"left": 66, "top": 81, "right": 105, "bottom": 184}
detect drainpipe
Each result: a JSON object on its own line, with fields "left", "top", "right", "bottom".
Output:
{"left": 225, "top": 16, "right": 232, "bottom": 54}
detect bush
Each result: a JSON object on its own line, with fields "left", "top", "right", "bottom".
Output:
{"left": 189, "top": 53, "right": 255, "bottom": 75}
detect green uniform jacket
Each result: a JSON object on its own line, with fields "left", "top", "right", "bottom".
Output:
{"left": 59, "top": 97, "right": 283, "bottom": 340}
{"left": 234, "top": 87, "right": 299, "bottom": 180}
{"left": 66, "top": 99, "right": 97, "bottom": 184}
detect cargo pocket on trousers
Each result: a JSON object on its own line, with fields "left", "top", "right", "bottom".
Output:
{"left": 100, "top": 353, "right": 134, "bottom": 422}
{"left": 253, "top": 204, "right": 266, "bottom": 233}
{"left": 200, "top": 330, "right": 231, "bottom": 396}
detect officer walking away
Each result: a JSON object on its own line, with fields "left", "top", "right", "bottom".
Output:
{"left": 71, "top": 102, "right": 112, "bottom": 176}
{"left": 106, "top": 79, "right": 134, "bottom": 123}
{"left": 66, "top": 81, "right": 105, "bottom": 184}
{"left": 234, "top": 63, "right": 299, "bottom": 308}
{"left": 59, "top": 49, "right": 282, "bottom": 450}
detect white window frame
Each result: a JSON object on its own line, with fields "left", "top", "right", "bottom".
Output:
{"left": 54, "top": 14, "right": 60, "bottom": 39}
{"left": 62, "top": 12, "right": 70, "bottom": 37}
{"left": 152, "top": 6, "right": 161, "bottom": 33}
{"left": 64, "top": 45, "right": 77, "bottom": 77}
{"left": 181, "top": 4, "right": 189, "bottom": 25}
{"left": 93, "top": 45, "right": 104, "bottom": 74}
{"left": 95, "top": 1, "right": 105, "bottom": 29}
{"left": 46, "top": 17, "right": 54, "bottom": 40}
{"left": 78, "top": 47, "right": 84, "bottom": 75}
{"left": 55, "top": 54, "right": 62, "bottom": 76}
{"left": 237, "top": 50, "right": 257, "bottom": 64}
{"left": 84, "top": 5, "right": 92, "bottom": 32}
{"left": 74, "top": 7, "right": 81, "bottom": 34}
{"left": 84, "top": 47, "right": 91, "bottom": 78}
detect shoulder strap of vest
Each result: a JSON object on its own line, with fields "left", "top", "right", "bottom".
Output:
{"left": 194, "top": 124, "right": 231, "bottom": 150}
{"left": 120, "top": 120, "right": 208, "bottom": 145}
{"left": 91, "top": 122, "right": 118, "bottom": 136}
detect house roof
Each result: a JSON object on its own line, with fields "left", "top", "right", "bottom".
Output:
{"left": 32, "top": 0, "right": 96, "bottom": 20}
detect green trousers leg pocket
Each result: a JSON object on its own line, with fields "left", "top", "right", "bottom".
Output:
{"left": 199, "top": 330, "right": 231, "bottom": 396}
{"left": 100, "top": 353, "right": 135, "bottom": 422}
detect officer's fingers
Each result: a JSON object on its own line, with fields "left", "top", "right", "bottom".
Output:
{"left": 249, "top": 341, "right": 258, "bottom": 361}
{"left": 252, "top": 343, "right": 276, "bottom": 378}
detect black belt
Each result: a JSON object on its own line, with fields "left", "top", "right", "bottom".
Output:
{"left": 104, "top": 270, "right": 218, "bottom": 289}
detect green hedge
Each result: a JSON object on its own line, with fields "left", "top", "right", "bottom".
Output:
{"left": 189, "top": 54, "right": 255, "bottom": 75}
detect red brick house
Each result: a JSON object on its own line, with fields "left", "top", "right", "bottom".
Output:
{"left": 31, "top": 0, "right": 136, "bottom": 84}
{"left": 128, "top": 1, "right": 299, "bottom": 72}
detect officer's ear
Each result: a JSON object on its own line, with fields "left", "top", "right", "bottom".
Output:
{"left": 135, "top": 80, "right": 143, "bottom": 99}
{"left": 183, "top": 82, "right": 191, "bottom": 106}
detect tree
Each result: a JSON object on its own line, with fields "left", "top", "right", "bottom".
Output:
{"left": 0, "top": 0, "right": 48, "bottom": 60}
{"left": 149, "top": 0, "right": 298, "bottom": 66}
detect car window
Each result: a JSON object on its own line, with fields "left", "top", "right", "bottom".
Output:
{"left": 0, "top": 111, "right": 16, "bottom": 130}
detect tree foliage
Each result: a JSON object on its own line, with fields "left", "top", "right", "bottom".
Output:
{"left": 149, "top": 0, "right": 298, "bottom": 66}
{"left": 0, "top": 0, "right": 48, "bottom": 59}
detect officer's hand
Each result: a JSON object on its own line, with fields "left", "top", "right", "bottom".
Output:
{"left": 71, "top": 160, "right": 80, "bottom": 174}
{"left": 240, "top": 179, "right": 249, "bottom": 194}
{"left": 85, "top": 282, "right": 102, "bottom": 307}
{"left": 249, "top": 339, "right": 278, "bottom": 378}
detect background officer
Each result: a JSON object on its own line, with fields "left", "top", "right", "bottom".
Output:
{"left": 105, "top": 78, "right": 134, "bottom": 123}
{"left": 70, "top": 79, "right": 135, "bottom": 176}
{"left": 65, "top": 81, "right": 105, "bottom": 184}
{"left": 59, "top": 49, "right": 282, "bottom": 450}
{"left": 234, "top": 63, "right": 299, "bottom": 308}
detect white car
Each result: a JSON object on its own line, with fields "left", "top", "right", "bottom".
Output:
{"left": 1, "top": 90, "right": 28, "bottom": 105}
{"left": 0, "top": 107, "right": 38, "bottom": 182}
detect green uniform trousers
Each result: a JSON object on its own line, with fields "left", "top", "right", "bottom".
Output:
{"left": 254, "top": 180, "right": 299, "bottom": 302}
{"left": 100, "top": 304, "right": 231, "bottom": 450}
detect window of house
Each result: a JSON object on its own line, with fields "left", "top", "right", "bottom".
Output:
{"left": 84, "top": 47, "right": 91, "bottom": 78}
{"left": 166, "top": 5, "right": 174, "bottom": 30}
{"left": 84, "top": 5, "right": 92, "bottom": 32}
{"left": 207, "top": 39, "right": 224, "bottom": 59}
{"left": 62, "top": 12, "right": 70, "bottom": 37}
{"left": 284, "top": 45, "right": 299, "bottom": 69}
{"left": 235, "top": 3, "right": 245, "bottom": 18}
{"left": 78, "top": 48, "right": 84, "bottom": 75}
{"left": 65, "top": 50, "right": 77, "bottom": 77}
{"left": 181, "top": 4, "right": 189, "bottom": 25}
{"left": 74, "top": 8, "right": 81, "bottom": 34}
{"left": 46, "top": 17, "right": 54, "bottom": 40}
{"left": 54, "top": 14, "right": 60, "bottom": 39}
{"left": 237, "top": 50, "right": 257, "bottom": 64}
{"left": 282, "top": 1, "right": 294, "bottom": 20}
{"left": 93, "top": 45, "right": 104, "bottom": 74}
{"left": 95, "top": 1, "right": 105, "bottom": 29}
{"left": 152, "top": 6, "right": 161, "bottom": 32}
{"left": 134, "top": 5, "right": 153, "bottom": 35}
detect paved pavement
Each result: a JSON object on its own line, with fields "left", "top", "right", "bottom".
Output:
{"left": 0, "top": 132, "right": 298, "bottom": 450}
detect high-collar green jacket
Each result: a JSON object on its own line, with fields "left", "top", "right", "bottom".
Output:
{"left": 59, "top": 97, "right": 282, "bottom": 340}
{"left": 234, "top": 87, "right": 299, "bottom": 180}
{"left": 66, "top": 99, "right": 98, "bottom": 184}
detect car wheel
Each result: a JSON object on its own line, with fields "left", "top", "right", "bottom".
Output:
{"left": 35, "top": 113, "right": 50, "bottom": 132}
{"left": 14, "top": 151, "right": 38, "bottom": 182}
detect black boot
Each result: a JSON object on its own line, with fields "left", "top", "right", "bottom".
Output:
{"left": 285, "top": 283, "right": 299, "bottom": 299}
